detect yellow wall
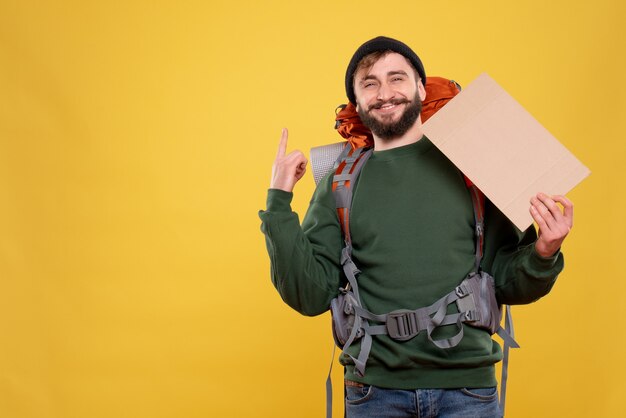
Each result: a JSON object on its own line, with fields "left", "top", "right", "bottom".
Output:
{"left": 0, "top": 1, "right": 624, "bottom": 417}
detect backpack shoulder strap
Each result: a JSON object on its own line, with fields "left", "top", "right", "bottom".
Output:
{"left": 464, "top": 180, "right": 519, "bottom": 416}
{"left": 465, "top": 180, "right": 485, "bottom": 272}
{"left": 332, "top": 146, "right": 373, "bottom": 246}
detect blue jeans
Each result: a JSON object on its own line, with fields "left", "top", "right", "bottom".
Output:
{"left": 345, "top": 384, "right": 500, "bottom": 418}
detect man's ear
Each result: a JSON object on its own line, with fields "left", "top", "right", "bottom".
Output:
{"left": 417, "top": 79, "right": 426, "bottom": 101}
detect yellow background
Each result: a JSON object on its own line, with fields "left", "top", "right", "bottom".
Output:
{"left": 1, "top": 1, "right": 624, "bottom": 417}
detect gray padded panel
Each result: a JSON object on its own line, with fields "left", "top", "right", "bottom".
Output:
{"left": 310, "top": 142, "right": 345, "bottom": 185}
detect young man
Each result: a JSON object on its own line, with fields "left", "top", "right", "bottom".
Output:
{"left": 259, "top": 36, "right": 573, "bottom": 417}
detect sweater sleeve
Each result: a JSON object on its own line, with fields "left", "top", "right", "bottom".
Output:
{"left": 258, "top": 177, "right": 344, "bottom": 316}
{"left": 481, "top": 200, "right": 564, "bottom": 305}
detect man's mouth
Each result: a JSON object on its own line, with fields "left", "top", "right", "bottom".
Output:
{"left": 369, "top": 99, "right": 409, "bottom": 113}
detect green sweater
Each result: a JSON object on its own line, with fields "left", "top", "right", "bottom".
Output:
{"left": 259, "top": 137, "right": 563, "bottom": 389}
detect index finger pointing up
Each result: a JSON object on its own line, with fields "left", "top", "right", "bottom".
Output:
{"left": 276, "top": 128, "right": 289, "bottom": 158}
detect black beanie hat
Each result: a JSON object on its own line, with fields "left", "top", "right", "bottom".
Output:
{"left": 345, "top": 36, "right": 426, "bottom": 105}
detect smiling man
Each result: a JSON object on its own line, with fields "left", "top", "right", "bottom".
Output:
{"left": 259, "top": 36, "right": 573, "bottom": 417}
{"left": 352, "top": 50, "right": 425, "bottom": 148}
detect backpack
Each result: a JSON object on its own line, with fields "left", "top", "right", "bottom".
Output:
{"left": 311, "top": 77, "right": 518, "bottom": 418}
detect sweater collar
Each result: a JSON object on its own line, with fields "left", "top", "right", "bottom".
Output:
{"left": 371, "top": 135, "right": 433, "bottom": 161}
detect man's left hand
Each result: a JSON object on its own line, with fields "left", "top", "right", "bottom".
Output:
{"left": 529, "top": 193, "right": 574, "bottom": 257}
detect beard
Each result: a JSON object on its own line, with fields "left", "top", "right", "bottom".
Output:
{"left": 357, "top": 92, "right": 422, "bottom": 140}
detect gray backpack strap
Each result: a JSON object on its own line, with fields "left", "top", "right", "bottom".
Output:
{"left": 465, "top": 181, "right": 521, "bottom": 361}
{"left": 320, "top": 146, "right": 375, "bottom": 380}
{"left": 334, "top": 148, "right": 372, "bottom": 246}
{"left": 467, "top": 183, "right": 485, "bottom": 273}
{"left": 498, "top": 304, "right": 518, "bottom": 416}
{"left": 325, "top": 344, "right": 335, "bottom": 418}
{"left": 467, "top": 182, "right": 519, "bottom": 416}
{"left": 324, "top": 146, "right": 372, "bottom": 418}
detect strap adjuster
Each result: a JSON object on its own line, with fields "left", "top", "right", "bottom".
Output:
{"left": 455, "top": 283, "right": 470, "bottom": 298}
{"left": 386, "top": 311, "right": 419, "bottom": 341}
{"left": 463, "top": 310, "right": 481, "bottom": 322}
{"left": 475, "top": 221, "right": 484, "bottom": 237}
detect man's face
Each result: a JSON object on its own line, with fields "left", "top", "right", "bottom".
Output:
{"left": 353, "top": 52, "right": 425, "bottom": 140}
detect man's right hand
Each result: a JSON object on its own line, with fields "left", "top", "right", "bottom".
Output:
{"left": 270, "top": 128, "right": 308, "bottom": 192}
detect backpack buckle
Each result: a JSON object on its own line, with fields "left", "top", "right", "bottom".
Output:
{"left": 463, "top": 310, "right": 481, "bottom": 322}
{"left": 475, "top": 221, "right": 484, "bottom": 237}
{"left": 455, "top": 283, "right": 470, "bottom": 298}
{"left": 386, "top": 311, "right": 419, "bottom": 341}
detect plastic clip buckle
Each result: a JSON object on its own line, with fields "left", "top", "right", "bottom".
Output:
{"left": 463, "top": 310, "right": 480, "bottom": 322}
{"left": 386, "top": 311, "right": 419, "bottom": 341}
{"left": 455, "top": 284, "right": 470, "bottom": 298}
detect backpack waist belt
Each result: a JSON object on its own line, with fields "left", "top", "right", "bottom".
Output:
{"left": 331, "top": 270, "right": 518, "bottom": 378}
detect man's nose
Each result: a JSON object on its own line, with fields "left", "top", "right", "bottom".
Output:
{"left": 377, "top": 82, "right": 395, "bottom": 101}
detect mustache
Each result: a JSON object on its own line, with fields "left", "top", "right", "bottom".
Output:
{"left": 367, "top": 98, "right": 411, "bottom": 112}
